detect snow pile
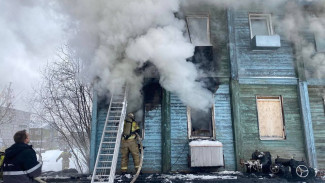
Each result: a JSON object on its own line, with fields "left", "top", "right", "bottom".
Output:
{"left": 215, "top": 171, "right": 243, "bottom": 175}
{"left": 160, "top": 174, "right": 237, "bottom": 180}
{"left": 40, "top": 150, "right": 77, "bottom": 172}
{"left": 189, "top": 140, "right": 222, "bottom": 147}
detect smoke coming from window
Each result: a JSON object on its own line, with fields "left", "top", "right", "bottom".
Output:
{"left": 56, "top": 0, "right": 214, "bottom": 113}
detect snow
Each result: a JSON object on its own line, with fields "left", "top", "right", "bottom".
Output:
{"left": 40, "top": 150, "right": 77, "bottom": 172}
{"left": 189, "top": 140, "right": 222, "bottom": 147}
{"left": 215, "top": 171, "right": 243, "bottom": 175}
{"left": 159, "top": 174, "right": 237, "bottom": 180}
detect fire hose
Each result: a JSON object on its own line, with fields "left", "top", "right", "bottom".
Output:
{"left": 130, "top": 133, "right": 143, "bottom": 183}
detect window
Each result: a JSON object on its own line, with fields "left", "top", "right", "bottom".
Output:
{"left": 187, "top": 106, "right": 215, "bottom": 139}
{"left": 186, "top": 15, "right": 210, "bottom": 46}
{"left": 18, "top": 125, "right": 27, "bottom": 129}
{"left": 249, "top": 14, "right": 273, "bottom": 39}
{"left": 256, "top": 96, "right": 285, "bottom": 140}
{"left": 315, "top": 33, "right": 325, "bottom": 52}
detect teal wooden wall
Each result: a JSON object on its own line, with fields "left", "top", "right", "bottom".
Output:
{"left": 308, "top": 86, "right": 325, "bottom": 169}
{"left": 170, "top": 93, "right": 189, "bottom": 172}
{"left": 142, "top": 105, "right": 162, "bottom": 172}
{"left": 232, "top": 10, "right": 296, "bottom": 79}
{"left": 214, "top": 84, "right": 236, "bottom": 170}
{"left": 90, "top": 99, "right": 108, "bottom": 172}
{"left": 234, "top": 84, "right": 306, "bottom": 168}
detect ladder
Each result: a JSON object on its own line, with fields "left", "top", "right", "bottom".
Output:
{"left": 91, "top": 85, "right": 128, "bottom": 183}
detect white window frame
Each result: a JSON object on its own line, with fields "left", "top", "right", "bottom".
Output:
{"left": 186, "top": 15, "right": 211, "bottom": 46}
{"left": 187, "top": 106, "right": 216, "bottom": 140}
{"left": 249, "top": 13, "right": 274, "bottom": 39}
{"left": 256, "top": 96, "right": 286, "bottom": 140}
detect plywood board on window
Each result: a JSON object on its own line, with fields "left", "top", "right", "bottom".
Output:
{"left": 256, "top": 96, "right": 285, "bottom": 140}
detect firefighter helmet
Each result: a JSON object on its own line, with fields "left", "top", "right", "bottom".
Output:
{"left": 127, "top": 113, "right": 135, "bottom": 120}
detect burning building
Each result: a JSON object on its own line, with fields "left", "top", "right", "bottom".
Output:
{"left": 85, "top": 0, "right": 325, "bottom": 175}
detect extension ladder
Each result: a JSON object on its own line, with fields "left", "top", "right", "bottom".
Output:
{"left": 91, "top": 85, "right": 128, "bottom": 183}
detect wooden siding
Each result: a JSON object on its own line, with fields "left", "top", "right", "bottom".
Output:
{"left": 233, "top": 10, "right": 297, "bottom": 78}
{"left": 214, "top": 84, "right": 236, "bottom": 170}
{"left": 210, "top": 8, "right": 230, "bottom": 78}
{"left": 89, "top": 90, "right": 98, "bottom": 172}
{"left": 170, "top": 93, "right": 190, "bottom": 172}
{"left": 116, "top": 105, "right": 162, "bottom": 173}
{"left": 142, "top": 105, "right": 162, "bottom": 172}
{"left": 308, "top": 86, "right": 325, "bottom": 169}
{"left": 170, "top": 85, "right": 236, "bottom": 171}
{"left": 235, "top": 84, "right": 306, "bottom": 169}
{"left": 90, "top": 101, "right": 108, "bottom": 172}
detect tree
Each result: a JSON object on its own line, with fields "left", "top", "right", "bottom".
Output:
{"left": 33, "top": 46, "right": 92, "bottom": 173}
{"left": 0, "top": 83, "right": 14, "bottom": 125}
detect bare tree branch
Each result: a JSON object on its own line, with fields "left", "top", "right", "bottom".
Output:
{"left": 32, "top": 45, "right": 92, "bottom": 172}
{"left": 0, "top": 83, "right": 14, "bottom": 125}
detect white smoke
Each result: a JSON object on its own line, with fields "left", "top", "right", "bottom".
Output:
{"left": 0, "top": 0, "right": 64, "bottom": 110}
{"left": 57, "top": 0, "right": 213, "bottom": 112}
{"left": 126, "top": 26, "right": 213, "bottom": 110}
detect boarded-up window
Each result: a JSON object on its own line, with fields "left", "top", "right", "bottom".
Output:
{"left": 187, "top": 106, "right": 215, "bottom": 139}
{"left": 256, "top": 96, "right": 285, "bottom": 140}
{"left": 249, "top": 14, "right": 273, "bottom": 39}
{"left": 186, "top": 15, "right": 210, "bottom": 46}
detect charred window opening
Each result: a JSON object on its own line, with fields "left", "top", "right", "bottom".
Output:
{"left": 187, "top": 106, "right": 215, "bottom": 139}
{"left": 249, "top": 14, "right": 273, "bottom": 39}
{"left": 143, "top": 80, "right": 162, "bottom": 111}
{"left": 256, "top": 96, "right": 286, "bottom": 140}
{"left": 315, "top": 33, "right": 325, "bottom": 52}
{"left": 186, "top": 15, "right": 210, "bottom": 46}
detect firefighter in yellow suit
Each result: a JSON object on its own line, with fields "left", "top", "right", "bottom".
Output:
{"left": 121, "top": 113, "right": 140, "bottom": 174}
{"left": 56, "top": 149, "right": 72, "bottom": 170}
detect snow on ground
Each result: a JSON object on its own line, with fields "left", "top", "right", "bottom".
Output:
{"left": 214, "top": 171, "right": 243, "bottom": 175}
{"left": 40, "top": 150, "right": 77, "bottom": 172}
{"left": 159, "top": 174, "right": 238, "bottom": 180}
{"left": 40, "top": 149, "right": 88, "bottom": 173}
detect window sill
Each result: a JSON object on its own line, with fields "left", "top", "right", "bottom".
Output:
{"left": 251, "top": 35, "right": 281, "bottom": 50}
{"left": 259, "top": 137, "right": 285, "bottom": 140}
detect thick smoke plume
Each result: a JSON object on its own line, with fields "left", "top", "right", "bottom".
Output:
{"left": 57, "top": 0, "right": 214, "bottom": 112}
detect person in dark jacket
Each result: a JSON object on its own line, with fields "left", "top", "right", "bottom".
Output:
{"left": 2, "top": 130, "right": 42, "bottom": 183}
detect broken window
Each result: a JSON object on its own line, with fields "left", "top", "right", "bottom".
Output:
{"left": 256, "top": 96, "right": 285, "bottom": 140}
{"left": 186, "top": 15, "right": 210, "bottom": 46}
{"left": 249, "top": 14, "right": 273, "bottom": 39}
{"left": 315, "top": 33, "right": 325, "bottom": 52}
{"left": 187, "top": 106, "right": 215, "bottom": 139}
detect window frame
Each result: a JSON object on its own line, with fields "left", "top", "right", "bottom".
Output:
{"left": 185, "top": 14, "right": 211, "bottom": 46}
{"left": 249, "top": 13, "right": 274, "bottom": 39}
{"left": 187, "top": 105, "right": 216, "bottom": 140}
{"left": 255, "top": 96, "right": 286, "bottom": 140}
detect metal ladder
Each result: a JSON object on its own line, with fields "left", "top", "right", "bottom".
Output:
{"left": 91, "top": 85, "right": 128, "bottom": 183}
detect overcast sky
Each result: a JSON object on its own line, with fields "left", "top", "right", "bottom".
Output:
{"left": 0, "top": 1, "right": 65, "bottom": 111}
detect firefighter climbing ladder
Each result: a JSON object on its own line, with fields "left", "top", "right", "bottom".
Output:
{"left": 91, "top": 85, "right": 128, "bottom": 183}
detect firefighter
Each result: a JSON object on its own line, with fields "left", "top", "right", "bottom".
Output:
{"left": 56, "top": 148, "right": 72, "bottom": 170}
{"left": 2, "top": 130, "right": 42, "bottom": 183}
{"left": 121, "top": 112, "right": 141, "bottom": 174}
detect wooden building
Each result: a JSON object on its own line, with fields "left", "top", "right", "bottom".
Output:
{"left": 90, "top": 1, "right": 325, "bottom": 173}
